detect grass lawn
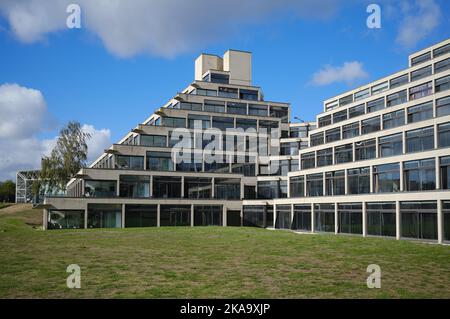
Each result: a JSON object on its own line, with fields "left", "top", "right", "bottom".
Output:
{"left": 0, "top": 202, "right": 13, "bottom": 209}
{"left": 0, "top": 205, "right": 449, "bottom": 299}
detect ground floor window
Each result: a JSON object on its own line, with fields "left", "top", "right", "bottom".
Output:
{"left": 243, "top": 205, "right": 273, "bottom": 228}
{"left": 442, "top": 201, "right": 450, "bottom": 242}
{"left": 366, "top": 202, "right": 396, "bottom": 237}
{"left": 314, "top": 204, "right": 335, "bottom": 233}
{"left": 401, "top": 201, "right": 437, "bottom": 240}
{"left": 338, "top": 203, "right": 362, "bottom": 234}
{"left": 227, "top": 210, "right": 241, "bottom": 226}
{"left": 160, "top": 205, "right": 191, "bottom": 226}
{"left": 125, "top": 204, "right": 157, "bottom": 227}
{"left": 275, "top": 205, "right": 291, "bottom": 229}
{"left": 47, "top": 210, "right": 84, "bottom": 229}
{"left": 87, "top": 204, "right": 122, "bottom": 228}
{"left": 194, "top": 205, "right": 222, "bottom": 226}
{"left": 292, "top": 204, "right": 311, "bottom": 231}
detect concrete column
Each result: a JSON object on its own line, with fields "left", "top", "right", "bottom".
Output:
{"left": 84, "top": 205, "right": 88, "bottom": 229}
{"left": 334, "top": 203, "right": 338, "bottom": 234}
{"left": 291, "top": 204, "right": 294, "bottom": 226}
{"left": 395, "top": 201, "right": 401, "bottom": 240}
{"left": 191, "top": 205, "right": 194, "bottom": 227}
{"left": 116, "top": 180, "right": 120, "bottom": 197}
{"left": 223, "top": 206, "right": 227, "bottom": 227}
{"left": 211, "top": 177, "right": 215, "bottom": 198}
{"left": 121, "top": 204, "right": 125, "bottom": 228}
{"left": 273, "top": 205, "right": 277, "bottom": 229}
{"left": 437, "top": 200, "right": 443, "bottom": 244}
{"left": 322, "top": 172, "right": 326, "bottom": 196}
{"left": 435, "top": 157, "right": 441, "bottom": 190}
{"left": 375, "top": 137, "right": 379, "bottom": 159}
{"left": 370, "top": 165, "right": 374, "bottom": 193}
{"left": 399, "top": 161, "right": 404, "bottom": 192}
{"left": 311, "top": 203, "right": 315, "bottom": 233}
{"left": 344, "top": 169, "right": 348, "bottom": 195}
{"left": 402, "top": 131, "right": 407, "bottom": 154}
{"left": 362, "top": 202, "right": 367, "bottom": 237}
{"left": 240, "top": 179, "right": 245, "bottom": 199}
{"left": 434, "top": 124, "right": 439, "bottom": 149}
{"left": 42, "top": 209, "right": 48, "bottom": 230}
{"left": 181, "top": 176, "right": 185, "bottom": 198}
{"left": 149, "top": 175, "right": 153, "bottom": 197}
{"left": 157, "top": 204, "right": 160, "bottom": 227}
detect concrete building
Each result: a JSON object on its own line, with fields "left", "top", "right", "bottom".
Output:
{"left": 42, "top": 39, "right": 450, "bottom": 244}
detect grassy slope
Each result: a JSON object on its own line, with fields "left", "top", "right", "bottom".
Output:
{"left": 0, "top": 205, "right": 449, "bottom": 299}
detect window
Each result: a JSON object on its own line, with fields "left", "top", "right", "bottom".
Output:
{"left": 290, "top": 176, "right": 304, "bottom": 197}
{"left": 406, "top": 126, "right": 434, "bottom": 153}
{"left": 87, "top": 204, "right": 122, "bottom": 228}
{"left": 334, "top": 144, "right": 353, "bottom": 164}
{"left": 119, "top": 175, "right": 150, "bottom": 198}
{"left": 386, "top": 90, "right": 407, "bottom": 107}
{"left": 314, "top": 204, "right": 335, "bottom": 232}
{"left": 290, "top": 159, "right": 300, "bottom": 172}
{"left": 84, "top": 180, "right": 116, "bottom": 197}
{"left": 210, "top": 73, "right": 229, "bottom": 84}
{"left": 306, "top": 173, "right": 323, "bottom": 197}
{"left": 383, "top": 110, "right": 405, "bottom": 130}
{"left": 407, "top": 101, "right": 433, "bottom": 123}
{"left": 215, "top": 178, "right": 240, "bottom": 199}
{"left": 125, "top": 205, "right": 157, "bottom": 228}
{"left": 146, "top": 152, "right": 174, "bottom": 171}
{"left": 342, "top": 122, "right": 359, "bottom": 139}
{"left": 373, "top": 163, "right": 400, "bottom": 193}
{"left": 348, "top": 167, "right": 370, "bottom": 194}
{"left": 404, "top": 159, "right": 435, "bottom": 191}
{"left": 204, "top": 100, "right": 225, "bottom": 113}
{"left": 153, "top": 176, "right": 181, "bottom": 198}
{"left": 188, "top": 114, "right": 210, "bottom": 129}
{"left": 212, "top": 116, "right": 234, "bottom": 130}
{"left": 390, "top": 74, "right": 409, "bottom": 89}
{"left": 310, "top": 132, "right": 324, "bottom": 146}
{"left": 438, "top": 122, "right": 450, "bottom": 147}
{"left": 162, "top": 116, "right": 185, "bottom": 127}
{"left": 243, "top": 205, "right": 273, "bottom": 228}
{"left": 175, "top": 102, "right": 202, "bottom": 111}
{"left": 290, "top": 126, "right": 308, "bottom": 138}
{"left": 325, "top": 100, "right": 338, "bottom": 111}
{"left": 275, "top": 205, "right": 292, "bottom": 229}
{"left": 379, "top": 133, "right": 403, "bottom": 157}
{"left": 434, "top": 58, "right": 450, "bottom": 74}
{"left": 433, "top": 43, "right": 450, "bottom": 58}
{"left": 339, "top": 94, "right": 353, "bottom": 107}
{"left": 47, "top": 210, "right": 85, "bottom": 230}
{"left": 176, "top": 152, "right": 202, "bottom": 172}
{"left": 371, "top": 81, "right": 389, "bottom": 95}
{"left": 366, "top": 202, "right": 396, "bottom": 237}
{"left": 160, "top": 205, "right": 191, "bottom": 226}
{"left": 411, "top": 65, "right": 432, "bottom": 81}
{"left": 236, "top": 118, "right": 257, "bottom": 130}
{"left": 195, "top": 88, "right": 217, "bottom": 96}
{"left": 338, "top": 203, "right": 362, "bottom": 234}
{"left": 411, "top": 52, "right": 431, "bottom": 66}
{"left": 318, "top": 115, "right": 332, "bottom": 127}
{"left": 325, "top": 170, "right": 345, "bottom": 196}
{"left": 231, "top": 155, "right": 255, "bottom": 176}
{"left": 248, "top": 104, "right": 267, "bottom": 116}
{"left": 333, "top": 109, "right": 348, "bottom": 123}
{"left": 259, "top": 120, "right": 278, "bottom": 134}
{"left": 317, "top": 148, "right": 333, "bottom": 167}
{"left": 436, "top": 96, "right": 450, "bottom": 117}
{"left": 292, "top": 205, "right": 311, "bottom": 231}
{"left": 409, "top": 82, "right": 432, "bottom": 100}
{"left": 442, "top": 202, "right": 450, "bottom": 242}
{"left": 325, "top": 128, "right": 341, "bottom": 143}
{"left": 227, "top": 102, "right": 247, "bottom": 115}
{"left": 361, "top": 116, "right": 380, "bottom": 135}
{"left": 194, "top": 205, "right": 222, "bottom": 226}
{"left": 435, "top": 75, "right": 450, "bottom": 93}
{"left": 355, "top": 138, "right": 376, "bottom": 160}
{"left": 401, "top": 201, "right": 437, "bottom": 240}
{"left": 116, "top": 155, "right": 144, "bottom": 170}
{"left": 349, "top": 104, "right": 365, "bottom": 118}
{"left": 301, "top": 152, "right": 315, "bottom": 169}
{"left": 367, "top": 97, "right": 385, "bottom": 113}
{"left": 257, "top": 180, "right": 285, "bottom": 199}
{"left": 270, "top": 106, "right": 289, "bottom": 123}
{"left": 140, "top": 134, "right": 166, "bottom": 147}
{"left": 204, "top": 155, "right": 229, "bottom": 173}
{"left": 240, "top": 89, "right": 258, "bottom": 100}
{"left": 441, "top": 156, "right": 450, "bottom": 189}
{"left": 218, "top": 86, "right": 238, "bottom": 98}
{"left": 280, "top": 142, "right": 299, "bottom": 156}
{"left": 354, "top": 88, "right": 370, "bottom": 101}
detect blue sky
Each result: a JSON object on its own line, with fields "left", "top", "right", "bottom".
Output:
{"left": 0, "top": 0, "right": 449, "bottom": 179}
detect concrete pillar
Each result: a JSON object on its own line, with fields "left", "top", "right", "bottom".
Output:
{"left": 181, "top": 176, "right": 185, "bottom": 198}
{"left": 362, "top": 202, "right": 367, "bottom": 237}
{"left": 121, "top": 204, "right": 125, "bottom": 228}
{"left": 191, "top": 205, "right": 194, "bottom": 227}
{"left": 311, "top": 203, "right": 315, "bottom": 233}
{"left": 42, "top": 209, "right": 48, "bottom": 230}
{"left": 370, "top": 165, "right": 374, "bottom": 193}
{"left": 116, "top": 180, "right": 120, "bottom": 197}
{"left": 399, "top": 161, "right": 404, "bottom": 192}
{"left": 334, "top": 203, "right": 338, "bottom": 234}
{"left": 435, "top": 157, "right": 441, "bottom": 190}
{"left": 157, "top": 204, "right": 160, "bottom": 227}
{"left": 222, "top": 206, "right": 227, "bottom": 227}
{"left": 395, "top": 201, "right": 401, "bottom": 240}
{"left": 291, "top": 203, "right": 294, "bottom": 226}
{"left": 344, "top": 169, "right": 348, "bottom": 195}
{"left": 211, "top": 177, "right": 215, "bottom": 198}
{"left": 402, "top": 131, "right": 407, "bottom": 154}
{"left": 84, "top": 205, "right": 88, "bottom": 229}
{"left": 149, "top": 175, "right": 153, "bottom": 198}
{"left": 434, "top": 124, "right": 439, "bottom": 149}
{"left": 437, "top": 200, "right": 443, "bottom": 244}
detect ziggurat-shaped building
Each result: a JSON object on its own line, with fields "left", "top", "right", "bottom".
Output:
{"left": 43, "top": 39, "right": 450, "bottom": 244}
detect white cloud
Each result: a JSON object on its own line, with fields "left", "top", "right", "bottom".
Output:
{"left": 0, "top": 83, "right": 111, "bottom": 180}
{"left": 311, "top": 61, "right": 369, "bottom": 86}
{"left": 0, "top": 0, "right": 340, "bottom": 58}
{"left": 396, "top": 0, "right": 441, "bottom": 48}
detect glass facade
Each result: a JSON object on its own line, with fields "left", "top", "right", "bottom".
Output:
{"left": 275, "top": 205, "right": 291, "bottom": 229}
{"left": 194, "top": 205, "right": 222, "bottom": 226}
{"left": 125, "top": 205, "right": 157, "bottom": 227}
{"left": 348, "top": 167, "right": 370, "bottom": 194}
{"left": 87, "top": 204, "right": 122, "bottom": 228}
{"left": 373, "top": 163, "right": 400, "bottom": 193}
{"left": 401, "top": 201, "right": 437, "bottom": 240}
{"left": 378, "top": 133, "right": 403, "bottom": 157}
{"left": 84, "top": 180, "right": 116, "bottom": 197}
{"left": 338, "top": 203, "right": 362, "bottom": 234}
{"left": 314, "top": 204, "right": 335, "bottom": 233}
{"left": 47, "top": 210, "right": 84, "bottom": 229}
{"left": 403, "top": 159, "right": 436, "bottom": 191}
{"left": 325, "top": 170, "right": 345, "bottom": 196}
{"left": 366, "top": 202, "right": 396, "bottom": 237}
{"left": 160, "top": 205, "right": 191, "bottom": 226}
{"left": 292, "top": 205, "right": 311, "bottom": 231}
{"left": 307, "top": 173, "right": 323, "bottom": 197}
{"left": 406, "top": 127, "right": 434, "bottom": 153}
{"left": 119, "top": 175, "right": 150, "bottom": 198}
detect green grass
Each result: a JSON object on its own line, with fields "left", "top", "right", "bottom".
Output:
{"left": 0, "top": 203, "right": 13, "bottom": 209}
{"left": 0, "top": 206, "right": 449, "bottom": 298}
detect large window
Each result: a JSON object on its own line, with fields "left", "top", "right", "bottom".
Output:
{"left": 436, "top": 96, "right": 450, "bottom": 117}
{"left": 367, "top": 97, "right": 385, "bottom": 113}
{"left": 325, "top": 128, "right": 341, "bottom": 143}
{"left": 406, "top": 126, "right": 434, "bottom": 153}
{"left": 366, "top": 202, "right": 396, "bottom": 237}
{"left": 354, "top": 88, "right": 370, "bottom": 101}
{"left": 248, "top": 104, "right": 267, "bottom": 116}
{"left": 434, "top": 58, "right": 450, "bottom": 74}
{"left": 227, "top": 102, "right": 247, "bottom": 115}
{"left": 258, "top": 180, "right": 286, "bottom": 199}
{"left": 119, "top": 175, "right": 150, "bottom": 198}
{"left": 212, "top": 116, "right": 234, "bottom": 130}
{"left": 162, "top": 116, "right": 185, "bottom": 128}
{"left": 306, "top": 173, "right": 323, "bottom": 197}
{"left": 140, "top": 134, "right": 166, "bottom": 147}
{"left": 342, "top": 122, "right": 359, "bottom": 139}
{"left": 160, "top": 205, "right": 191, "bottom": 226}
{"left": 438, "top": 122, "right": 450, "bottom": 147}
{"left": 371, "top": 82, "right": 389, "bottom": 96}
{"left": 411, "top": 52, "right": 431, "bottom": 66}
{"left": 153, "top": 176, "right": 181, "bottom": 198}
{"left": 403, "top": 158, "right": 435, "bottom": 191}
{"left": 440, "top": 156, "right": 450, "bottom": 189}
{"left": 205, "top": 100, "right": 225, "bottom": 113}
{"left": 116, "top": 155, "right": 144, "bottom": 170}
{"left": 47, "top": 210, "right": 84, "bottom": 229}
{"left": 333, "top": 110, "right": 348, "bottom": 123}
{"left": 275, "top": 205, "right": 292, "bottom": 229}
{"left": 215, "top": 178, "right": 240, "bottom": 199}
{"left": 443, "top": 202, "right": 450, "bottom": 242}
{"left": 270, "top": 106, "right": 289, "bottom": 123}
{"left": 433, "top": 43, "right": 450, "bottom": 58}
{"left": 355, "top": 138, "right": 376, "bottom": 160}
{"left": 301, "top": 151, "right": 315, "bottom": 169}
{"left": 194, "top": 205, "right": 222, "bottom": 226}
{"left": 390, "top": 74, "right": 409, "bottom": 89}
{"left": 174, "top": 102, "right": 202, "bottom": 111}
{"left": 125, "top": 205, "right": 157, "bottom": 228}
{"left": 318, "top": 115, "right": 332, "bottom": 128}
{"left": 334, "top": 144, "right": 353, "bottom": 164}
{"left": 240, "top": 89, "right": 258, "bottom": 101}
{"left": 310, "top": 132, "right": 324, "bottom": 146}
{"left": 290, "top": 176, "right": 304, "bottom": 198}
{"left": 146, "top": 152, "right": 173, "bottom": 171}
{"left": 361, "top": 116, "right": 380, "bottom": 134}
{"left": 87, "top": 204, "right": 122, "bottom": 228}
{"left": 231, "top": 155, "right": 255, "bottom": 176}
{"left": 188, "top": 114, "right": 210, "bottom": 129}
{"left": 314, "top": 204, "right": 335, "bottom": 233}
{"left": 84, "top": 180, "right": 116, "bottom": 197}
{"left": 339, "top": 94, "right": 353, "bottom": 107}
{"left": 349, "top": 104, "right": 365, "bottom": 118}
{"left": 386, "top": 90, "right": 407, "bottom": 107}
{"left": 411, "top": 65, "right": 432, "bottom": 82}
{"left": 210, "top": 73, "right": 229, "bottom": 84}
{"left": 401, "top": 201, "right": 437, "bottom": 240}
{"left": 347, "top": 167, "right": 370, "bottom": 194}
{"left": 409, "top": 82, "right": 432, "bottom": 100}
{"left": 373, "top": 163, "right": 400, "bottom": 193}
{"left": 325, "top": 170, "right": 345, "bottom": 196}
{"left": 378, "top": 133, "right": 403, "bottom": 158}
{"left": 317, "top": 148, "right": 333, "bottom": 167}
{"left": 383, "top": 110, "right": 405, "bottom": 129}
{"left": 176, "top": 153, "right": 202, "bottom": 172}
{"left": 218, "top": 86, "right": 238, "bottom": 98}
{"left": 338, "top": 203, "right": 362, "bottom": 234}
{"left": 243, "top": 205, "right": 273, "bottom": 228}
{"left": 407, "top": 101, "right": 433, "bottom": 123}
{"left": 435, "top": 75, "right": 450, "bottom": 93}
{"left": 184, "top": 177, "right": 212, "bottom": 199}
{"left": 292, "top": 205, "right": 311, "bottom": 231}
